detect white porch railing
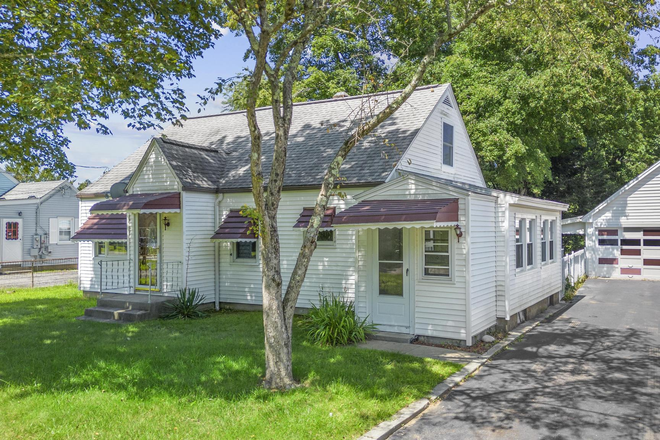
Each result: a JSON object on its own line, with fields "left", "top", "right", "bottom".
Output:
{"left": 98, "top": 260, "right": 183, "bottom": 296}
{"left": 562, "top": 249, "right": 586, "bottom": 284}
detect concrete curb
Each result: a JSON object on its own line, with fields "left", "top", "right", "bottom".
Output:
{"left": 357, "top": 301, "right": 574, "bottom": 440}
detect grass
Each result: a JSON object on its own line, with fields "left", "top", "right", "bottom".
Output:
{"left": 0, "top": 285, "right": 461, "bottom": 439}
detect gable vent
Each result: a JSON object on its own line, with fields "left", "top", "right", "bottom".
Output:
{"left": 442, "top": 95, "right": 453, "bottom": 108}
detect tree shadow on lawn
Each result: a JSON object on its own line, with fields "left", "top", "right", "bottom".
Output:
{"left": 406, "top": 315, "right": 660, "bottom": 439}
{"left": 0, "top": 295, "right": 455, "bottom": 406}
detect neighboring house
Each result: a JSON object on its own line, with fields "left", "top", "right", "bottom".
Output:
{"left": 74, "top": 84, "right": 568, "bottom": 344}
{"left": 0, "top": 173, "right": 79, "bottom": 262}
{"left": 563, "top": 159, "right": 660, "bottom": 280}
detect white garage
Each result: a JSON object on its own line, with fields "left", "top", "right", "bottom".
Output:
{"left": 563, "top": 159, "right": 660, "bottom": 280}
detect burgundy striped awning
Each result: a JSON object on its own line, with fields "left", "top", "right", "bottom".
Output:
{"left": 334, "top": 199, "right": 459, "bottom": 227}
{"left": 211, "top": 210, "right": 257, "bottom": 241}
{"left": 71, "top": 214, "right": 127, "bottom": 242}
{"left": 293, "top": 207, "right": 336, "bottom": 229}
{"left": 90, "top": 192, "right": 180, "bottom": 213}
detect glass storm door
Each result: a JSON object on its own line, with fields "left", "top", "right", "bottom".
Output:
{"left": 137, "top": 213, "right": 159, "bottom": 288}
{"left": 372, "top": 228, "right": 411, "bottom": 332}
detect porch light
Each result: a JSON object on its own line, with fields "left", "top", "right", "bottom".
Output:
{"left": 163, "top": 216, "right": 170, "bottom": 231}
{"left": 454, "top": 225, "right": 463, "bottom": 242}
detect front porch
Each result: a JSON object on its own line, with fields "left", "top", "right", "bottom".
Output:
{"left": 78, "top": 293, "right": 173, "bottom": 323}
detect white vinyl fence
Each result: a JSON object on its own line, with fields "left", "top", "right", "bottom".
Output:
{"left": 563, "top": 249, "right": 586, "bottom": 285}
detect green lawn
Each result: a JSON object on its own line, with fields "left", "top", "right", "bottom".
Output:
{"left": 0, "top": 285, "right": 461, "bottom": 439}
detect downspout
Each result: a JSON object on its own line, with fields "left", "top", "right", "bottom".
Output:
{"left": 503, "top": 195, "right": 511, "bottom": 320}
{"left": 465, "top": 195, "right": 472, "bottom": 347}
{"left": 214, "top": 192, "right": 223, "bottom": 311}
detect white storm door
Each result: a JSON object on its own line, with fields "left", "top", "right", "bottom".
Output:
{"left": 372, "top": 228, "right": 411, "bottom": 332}
{"left": 2, "top": 219, "right": 23, "bottom": 262}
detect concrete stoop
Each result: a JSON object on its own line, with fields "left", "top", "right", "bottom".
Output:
{"left": 77, "top": 293, "right": 172, "bottom": 323}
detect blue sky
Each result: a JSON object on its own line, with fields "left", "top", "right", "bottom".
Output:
{"left": 66, "top": 29, "right": 658, "bottom": 185}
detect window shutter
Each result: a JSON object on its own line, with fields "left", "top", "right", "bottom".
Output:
{"left": 49, "top": 218, "right": 58, "bottom": 244}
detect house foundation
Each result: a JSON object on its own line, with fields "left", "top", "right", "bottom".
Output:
{"left": 496, "top": 291, "right": 561, "bottom": 333}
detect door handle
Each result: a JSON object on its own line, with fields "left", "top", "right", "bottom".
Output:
{"left": 406, "top": 268, "right": 409, "bottom": 276}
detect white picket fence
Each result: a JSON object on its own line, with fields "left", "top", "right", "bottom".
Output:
{"left": 562, "top": 249, "right": 586, "bottom": 284}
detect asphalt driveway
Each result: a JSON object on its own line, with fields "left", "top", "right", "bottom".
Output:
{"left": 393, "top": 279, "right": 660, "bottom": 439}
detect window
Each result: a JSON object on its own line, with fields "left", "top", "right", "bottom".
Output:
{"left": 526, "top": 219, "right": 535, "bottom": 267}
{"left": 50, "top": 217, "right": 76, "bottom": 244}
{"left": 621, "top": 239, "right": 641, "bottom": 247}
{"left": 549, "top": 220, "right": 556, "bottom": 260}
{"left": 5, "top": 222, "right": 19, "bottom": 240}
{"left": 516, "top": 219, "right": 525, "bottom": 269}
{"left": 541, "top": 220, "right": 548, "bottom": 263}
{"left": 443, "top": 123, "right": 454, "bottom": 167}
{"left": 234, "top": 241, "right": 257, "bottom": 260}
{"left": 95, "top": 241, "right": 127, "bottom": 257}
{"left": 423, "top": 229, "right": 450, "bottom": 277}
{"left": 58, "top": 218, "right": 72, "bottom": 242}
{"left": 316, "top": 230, "right": 335, "bottom": 246}
{"left": 597, "top": 228, "right": 619, "bottom": 246}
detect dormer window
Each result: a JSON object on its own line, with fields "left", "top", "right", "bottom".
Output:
{"left": 443, "top": 122, "right": 454, "bottom": 167}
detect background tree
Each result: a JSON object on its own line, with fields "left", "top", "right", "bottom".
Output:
{"left": 1, "top": 0, "right": 221, "bottom": 179}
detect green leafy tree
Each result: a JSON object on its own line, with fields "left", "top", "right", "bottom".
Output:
{"left": 0, "top": 0, "right": 221, "bottom": 179}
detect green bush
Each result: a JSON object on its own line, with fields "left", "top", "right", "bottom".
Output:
{"left": 563, "top": 274, "right": 587, "bottom": 302}
{"left": 301, "top": 292, "right": 377, "bottom": 346}
{"left": 163, "top": 288, "right": 208, "bottom": 320}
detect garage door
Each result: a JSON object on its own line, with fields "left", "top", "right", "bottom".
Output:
{"left": 602, "top": 228, "right": 660, "bottom": 279}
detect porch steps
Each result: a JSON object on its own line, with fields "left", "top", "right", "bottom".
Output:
{"left": 369, "top": 331, "right": 414, "bottom": 344}
{"left": 77, "top": 293, "right": 172, "bottom": 323}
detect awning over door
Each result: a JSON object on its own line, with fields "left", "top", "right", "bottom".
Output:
{"left": 90, "top": 192, "right": 180, "bottom": 214}
{"left": 293, "top": 207, "right": 336, "bottom": 230}
{"left": 334, "top": 198, "right": 459, "bottom": 229}
{"left": 71, "top": 214, "right": 127, "bottom": 242}
{"left": 211, "top": 210, "right": 257, "bottom": 242}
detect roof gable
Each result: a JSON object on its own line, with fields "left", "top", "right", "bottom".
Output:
{"left": 126, "top": 140, "right": 182, "bottom": 194}
{"left": 0, "top": 180, "right": 71, "bottom": 201}
{"left": 79, "top": 142, "right": 150, "bottom": 198}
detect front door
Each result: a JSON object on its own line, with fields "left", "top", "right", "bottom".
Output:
{"left": 372, "top": 228, "right": 411, "bottom": 332}
{"left": 137, "top": 213, "right": 159, "bottom": 288}
{"left": 2, "top": 219, "right": 23, "bottom": 262}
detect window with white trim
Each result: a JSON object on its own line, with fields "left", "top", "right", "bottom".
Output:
{"left": 423, "top": 229, "right": 450, "bottom": 277}
{"left": 442, "top": 123, "right": 454, "bottom": 167}
{"left": 316, "top": 230, "right": 335, "bottom": 246}
{"left": 549, "top": 220, "right": 556, "bottom": 260}
{"left": 234, "top": 241, "right": 257, "bottom": 260}
{"left": 526, "top": 219, "right": 535, "bottom": 268}
{"left": 516, "top": 219, "right": 525, "bottom": 269}
{"left": 541, "top": 220, "right": 548, "bottom": 263}
{"left": 95, "top": 241, "right": 127, "bottom": 257}
{"left": 49, "top": 217, "right": 76, "bottom": 244}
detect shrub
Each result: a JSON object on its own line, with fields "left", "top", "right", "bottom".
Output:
{"left": 163, "top": 288, "right": 208, "bottom": 320}
{"left": 300, "top": 292, "right": 376, "bottom": 346}
{"left": 563, "top": 274, "right": 587, "bottom": 302}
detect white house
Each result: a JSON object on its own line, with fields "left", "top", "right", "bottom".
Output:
{"left": 74, "top": 84, "right": 567, "bottom": 345}
{"left": 563, "top": 159, "right": 660, "bottom": 280}
{"left": 0, "top": 170, "right": 78, "bottom": 262}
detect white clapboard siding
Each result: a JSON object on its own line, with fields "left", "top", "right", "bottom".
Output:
{"left": 39, "top": 186, "right": 80, "bottom": 259}
{"left": 129, "top": 145, "right": 181, "bottom": 194}
{"left": 508, "top": 207, "right": 562, "bottom": 315}
{"left": 355, "top": 176, "right": 470, "bottom": 341}
{"left": 218, "top": 189, "right": 362, "bottom": 309}
{"left": 182, "top": 192, "right": 217, "bottom": 303}
{"left": 161, "top": 212, "right": 183, "bottom": 292}
{"left": 495, "top": 197, "right": 508, "bottom": 318}
{"left": 396, "top": 87, "right": 486, "bottom": 188}
{"left": 78, "top": 198, "right": 99, "bottom": 292}
{"left": 469, "top": 195, "right": 498, "bottom": 336}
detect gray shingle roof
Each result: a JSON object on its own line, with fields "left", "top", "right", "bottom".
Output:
{"left": 0, "top": 180, "right": 69, "bottom": 200}
{"left": 79, "top": 142, "right": 150, "bottom": 197}
{"left": 159, "top": 84, "right": 448, "bottom": 191}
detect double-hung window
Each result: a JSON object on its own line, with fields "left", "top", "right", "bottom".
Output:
{"left": 442, "top": 123, "right": 454, "bottom": 167}
{"left": 541, "top": 220, "right": 548, "bottom": 263}
{"left": 516, "top": 219, "right": 525, "bottom": 269}
{"left": 423, "top": 229, "right": 450, "bottom": 277}
{"left": 526, "top": 219, "right": 535, "bottom": 268}
{"left": 549, "top": 220, "right": 556, "bottom": 261}
{"left": 49, "top": 217, "right": 76, "bottom": 244}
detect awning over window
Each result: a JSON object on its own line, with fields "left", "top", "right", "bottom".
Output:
{"left": 211, "top": 210, "right": 257, "bottom": 242}
{"left": 333, "top": 198, "right": 459, "bottom": 229}
{"left": 71, "top": 214, "right": 127, "bottom": 242}
{"left": 293, "top": 207, "right": 336, "bottom": 230}
{"left": 90, "top": 192, "right": 180, "bottom": 214}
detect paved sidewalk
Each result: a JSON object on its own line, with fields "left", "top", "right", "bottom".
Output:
{"left": 358, "top": 340, "right": 480, "bottom": 364}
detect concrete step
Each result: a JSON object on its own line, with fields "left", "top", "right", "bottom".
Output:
{"left": 83, "top": 306, "right": 157, "bottom": 323}
{"left": 369, "top": 331, "right": 414, "bottom": 344}
{"left": 76, "top": 315, "right": 123, "bottom": 324}
{"left": 97, "top": 294, "right": 172, "bottom": 314}
{"left": 84, "top": 306, "right": 125, "bottom": 321}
